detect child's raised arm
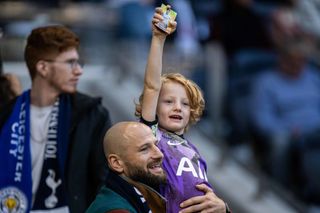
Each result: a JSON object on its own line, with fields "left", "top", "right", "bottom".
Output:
{"left": 141, "top": 6, "right": 177, "bottom": 122}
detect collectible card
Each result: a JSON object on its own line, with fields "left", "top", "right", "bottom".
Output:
{"left": 155, "top": 4, "right": 177, "bottom": 34}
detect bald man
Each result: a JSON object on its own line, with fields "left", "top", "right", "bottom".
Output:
{"left": 86, "top": 122, "right": 167, "bottom": 213}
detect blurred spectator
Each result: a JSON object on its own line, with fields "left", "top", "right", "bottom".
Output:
{"left": 0, "top": 73, "right": 22, "bottom": 107}
{"left": 294, "top": 0, "right": 320, "bottom": 39}
{"left": 0, "top": 29, "right": 21, "bottom": 107}
{"left": 270, "top": 5, "right": 302, "bottom": 49}
{"left": 115, "top": 0, "right": 154, "bottom": 40}
{"left": 266, "top": 0, "right": 320, "bottom": 42}
{"left": 170, "top": 0, "right": 200, "bottom": 58}
{"left": 269, "top": 0, "right": 320, "bottom": 52}
{"left": 0, "top": 25, "right": 111, "bottom": 212}
{"left": 250, "top": 39, "right": 320, "bottom": 192}
{"left": 205, "top": 0, "right": 275, "bottom": 142}
{"left": 269, "top": 7, "right": 320, "bottom": 202}
{"left": 207, "top": 0, "right": 273, "bottom": 58}
{"left": 111, "top": 0, "right": 154, "bottom": 81}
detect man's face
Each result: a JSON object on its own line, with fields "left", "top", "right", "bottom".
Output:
{"left": 122, "top": 126, "right": 166, "bottom": 188}
{"left": 45, "top": 48, "right": 83, "bottom": 94}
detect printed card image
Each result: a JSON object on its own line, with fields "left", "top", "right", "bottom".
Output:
{"left": 155, "top": 4, "right": 177, "bottom": 34}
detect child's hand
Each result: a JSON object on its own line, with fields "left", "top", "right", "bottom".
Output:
{"left": 152, "top": 6, "right": 177, "bottom": 37}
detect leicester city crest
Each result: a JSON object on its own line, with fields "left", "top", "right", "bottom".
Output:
{"left": 0, "top": 187, "right": 27, "bottom": 213}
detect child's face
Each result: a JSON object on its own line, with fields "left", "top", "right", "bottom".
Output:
{"left": 157, "top": 82, "right": 190, "bottom": 135}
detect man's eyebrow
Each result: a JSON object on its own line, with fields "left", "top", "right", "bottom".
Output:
{"left": 139, "top": 143, "right": 150, "bottom": 148}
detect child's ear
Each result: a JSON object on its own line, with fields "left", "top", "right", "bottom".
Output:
{"left": 108, "top": 154, "right": 124, "bottom": 173}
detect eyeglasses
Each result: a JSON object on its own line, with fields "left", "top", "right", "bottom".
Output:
{"left": 44, "top": 59, "right": 84, "bottom": 69}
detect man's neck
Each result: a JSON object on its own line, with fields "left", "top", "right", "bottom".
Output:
{"left": 30, "top": 81, "right": 60, "bottom": 107}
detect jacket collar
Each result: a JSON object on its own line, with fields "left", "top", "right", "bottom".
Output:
{"left": 105, "top": 171, "right": 167, "bottom": 213}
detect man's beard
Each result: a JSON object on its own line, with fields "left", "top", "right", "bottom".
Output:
{"left": 127, "top": 164, "right": 166, "bottom": 190}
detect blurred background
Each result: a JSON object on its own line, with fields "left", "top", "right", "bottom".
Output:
{"left": 1, "top": 0, "right": 320, "bottom": 212}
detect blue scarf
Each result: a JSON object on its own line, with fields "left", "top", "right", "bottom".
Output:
{"left": 0, "top": 90, "right": 71, "bottom": 212}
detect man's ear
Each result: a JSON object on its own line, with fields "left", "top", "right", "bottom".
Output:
{"left": 36, "top": 60, "right": 49, "bottom": 78}
{"left": 108, "top": 154, "right": 124, "bottom": 173}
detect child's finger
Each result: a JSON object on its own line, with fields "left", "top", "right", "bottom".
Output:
{"left": 168, "top": 21, "right": 177, "bottom": 33}
{"left": 154, "top": 13, "right": 164, "bottom": 21}
{"left": 155, "top": 7, "right": 163, "bottom": 14}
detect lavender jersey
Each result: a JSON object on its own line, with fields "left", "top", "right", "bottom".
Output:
{"left": 152, "top": 125, "right": 212, "bottom": 213}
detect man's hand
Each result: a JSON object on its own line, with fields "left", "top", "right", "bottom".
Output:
{"left": 179, "top": 184, "right": 226, "bottom": 213}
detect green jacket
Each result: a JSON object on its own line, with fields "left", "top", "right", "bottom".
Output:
{"left": 86, "top": 171, "right": 166, "bottom": 213}
{"left": 86, "top": 186, "right": 137, "bottom": 213}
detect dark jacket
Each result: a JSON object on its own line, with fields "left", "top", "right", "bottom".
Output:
{"left": 86, "top": 170, "right": 166, "bottom": 213}
{"left": 0, "top": 92, "right": 112, "bottom": 213}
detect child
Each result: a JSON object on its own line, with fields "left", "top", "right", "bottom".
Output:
{"left": 135, "top": 6, "right": 228, "bottom": 213}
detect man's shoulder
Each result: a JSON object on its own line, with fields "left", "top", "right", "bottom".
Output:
{"left": 86, "top": 186, "right": 136, "bottom": 213}
{"left": 70, "top": 92, "right": 108, "bottom": 114}
{"left": 68, "top": 92, "right": 110, "bottom": 129}
{"left": 72, "top": 92, "right": 102, "bottom": 105}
